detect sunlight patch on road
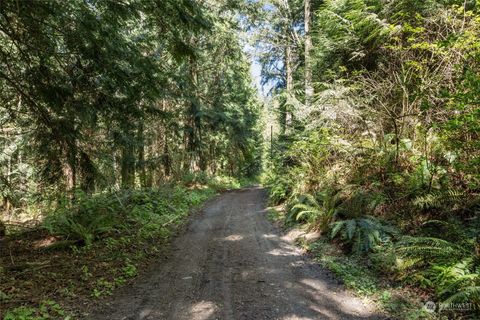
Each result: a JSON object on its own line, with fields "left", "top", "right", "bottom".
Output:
{"left": 263, "top": 233, "right": 277, "bottom": 239}
{"left": 139, "top": 308, "right": 152, "bottom": 319}
{"left": 224, "top": 234, "right": 243, "bottom": 241}
{"left": 300, "top": 278, "right": 328, "bottom": 292}
{"left": 189, "top": 301, "right": 218, "bottom": 319}
{"left": 281, "top": 316, "right": 315, "bottom": 320}
{"left": 266, "top": 248, "right": 301, "bottom": 257}
{"left": 300, "top": 278, "right": 374, "bottom": 317}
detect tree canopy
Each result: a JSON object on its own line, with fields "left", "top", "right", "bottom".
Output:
{"left": 0, "top": 0, "right": 262, "bottom": 209}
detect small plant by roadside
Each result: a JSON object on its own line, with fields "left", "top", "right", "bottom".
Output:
{"left": 3, "top": 300, "right": 70, "bottom": 320}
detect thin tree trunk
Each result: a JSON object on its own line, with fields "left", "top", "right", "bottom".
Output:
{"left": 163, "top": 132, "right": 171, "bottom": 178}
{"left": 137, "top": 120, "right": 147, "bottom": 188}
{"left": 285, "top": 44, "right": 294, "bottom": 129}
{"left": 186, "top": 47, "right": 201, "bottom": 172}
{"left": 121, "top": 125, "right": 135, "bottom": 189}
{"left": 304, "top": 0, "right": 314, "bottom": 107}
{"left": 65, "top": 148, "right": 76, "bottom": 193}
{"left": 79, "top": 151, "right": 95, "bottom": 194}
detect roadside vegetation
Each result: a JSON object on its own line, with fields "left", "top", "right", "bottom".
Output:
{"left": 259, "top": 0, "right": 480, "bottom": 319}
{"left": 2, "top": 0, "right": 479, "bottom": 319}
{"left": 0, "top": 176, "right": 251, "bottom": 319}
{"left": 0, "top": 1, "right": 261, "bottom": 319}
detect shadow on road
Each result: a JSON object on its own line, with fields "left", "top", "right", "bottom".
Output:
{"left": 91, "top": 187, "right": 384, "bottom": 320}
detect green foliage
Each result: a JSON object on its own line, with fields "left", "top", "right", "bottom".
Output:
{"left": 269, "top": 180, "right": 291, "bottom": 205}
{"left": 289, "top": 190, "right": 341, "bottom": 231}
{"left": 323, "top": 256, "right": 379, "bottom": 296}
{"left": 261, "top": 0, "right": 480, "bottom": 317}
{"left": 0, "top": 0, "right": 262, "bottom": 219}
{"left": 43, "top": 191, "right": 124, "bottom": 246}
{"left": 310, "top": 241, "right": 379, "bottom": 296}
{"left": 396, "top": 236, "right": 468, "bottom": 269}
{"left": 92, "top": 278, "right": 116, "bottom": 298}
{"left": 336, "top": 188, "right": 386, "bottom": 219}
{"left": 206, "top": 175, "right": 242, "bottom": 191}
{"left": 413, "top": 189, "right": 465, "bottom": 211}
{"left": 395, "top": 225, "right": 480, "bottom": 309}
{"left": 122, "top": 259, "right": 138, "bottom": 278}
{"left": 2, "top": 182, "right": 218, "bottom": 318}
{"left": 331, "top": 216, "right": 397, "bottom": 253}
{"left": 42, "top": 184, "right": 218, "bottom": 248}
{"left": 433, "top": 258, "right": 480, "bottom": 308}
{"left": 310, "top": 240, "right": 433, "bottom": 319}
{"left": 4, "top": 300, "right": 70, "bottom": 320}
{"left": 314, "top": 0, "right": 392, "bottom": 78}
{"left": 264, "top": 170, "right": 292, "bottom": 205}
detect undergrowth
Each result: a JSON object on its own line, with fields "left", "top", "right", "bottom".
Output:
{"left": 1, "top": 175, "right": 247, "bottom": 319}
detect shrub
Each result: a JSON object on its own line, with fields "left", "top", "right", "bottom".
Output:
{"left": 331, "top": 216, "right": 397, "bottom": 253}
{"left": 395, "top": 227, "right": 480, "bottom": 312}
{"left": 336, "top": 187, "right": 386, "bottom": 219}
{"left": 42, "top": 186, "right": 213, "bottom": 247}
{"left": 43, "top": 192, "right": 121, "bottom": 246}
{"left": 289, "top": 189, "right": 341, "bottom": 231}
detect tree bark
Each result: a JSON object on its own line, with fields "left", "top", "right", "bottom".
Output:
{"left": 121, "top": 125, "right": 136, "bottom": 189}
{"left": 285, "top": 44, "right": 294, "bottom": 129}
{"left": 79, "top": 152, "right": 95, "bottom": 194}
{"left": 137, "top": 120, "right": 147, "bottom": 188}
{"left": 65, "top": 148, "right": 76, "bottom": 192}
{"left": 304, "top": 0, "right": 314, "bottom": 107}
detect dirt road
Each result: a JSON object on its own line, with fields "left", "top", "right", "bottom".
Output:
{"left": 91, "top": 187, "right": 381, "bottom": 320}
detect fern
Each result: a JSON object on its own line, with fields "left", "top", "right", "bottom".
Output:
{"left": 290, "top": 190, "right": 341, "bottom": 231}
{"left": 429, "top": 258, "right": 480, "bottom": 308}
{"left": 43, "top": 191, "right": 122, "bottom": 246}
{"left": 44, "top": 212, "right": 115, "bottom": 246}
{"left": 396, "top": 233, "right": 480, "bottom": 310}
{"left": 396, "top": 236, "right": 468, "bottom": 267}
{"left": 442, "top": 286, "right": 480, "bottom": 309}
{"left": 420, "top": 219, "right": 469, "bottom": 242}
{"left": 337, "top": 188, "right": 386, "bottom": 219}
{"left": 331, "top": 216, "right": 396, "bottom": 253}
{"left": 413, "top": 189, "right": 465, "bottom": 211}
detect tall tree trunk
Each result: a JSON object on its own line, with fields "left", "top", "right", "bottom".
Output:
{"left": 285, "top": 44, "right": 294, "bottom": 130}
{"left": 121, "top": 144, "right": 135, "bottom": 188}
{"left": 304, "top": 0, "right": 314, "bottom": 107}
{"left": 79, "top": 151, "right": 95, "bottom": 194}
{"left": 163, "top": 133, "right": 171, "bottom": 178}
{"left": 186, "top": 49, "right": 201, "bottom": 172}
{"left": 65, "top": 145, "right": 77, "bottom": 193}
{"left": 64, "top": 112, "right": 77, "bottom": 194}
{"left": 137, "top": 120, "right": 147, "bottom": 188}
{"left": 121, "top": 125, "right": 135, "bottom": 189}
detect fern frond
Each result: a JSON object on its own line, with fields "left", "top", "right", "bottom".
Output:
{"left": 331, "top": 216, "right": 396, "bottom": 253}
{"left": 413, "top": 189, "right": 465, "bottom": 210}
{"left": 396, "top": 236, "right": 468, "bottom": 267}
{"left": 442, "top": 286, "right": 480, "bottom": 307}
{"left": 331, "top": 220, "right": 346, "bottom": 239}
{"left": 346, "top": 219, "right": 357, "bottom": 240}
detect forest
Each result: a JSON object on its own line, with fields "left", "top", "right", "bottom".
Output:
{"left": 262, "top": 0, "right": 480, "bottom": 318}
{"left": 1, "top": 0, "right": 479, "bottom": 319}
